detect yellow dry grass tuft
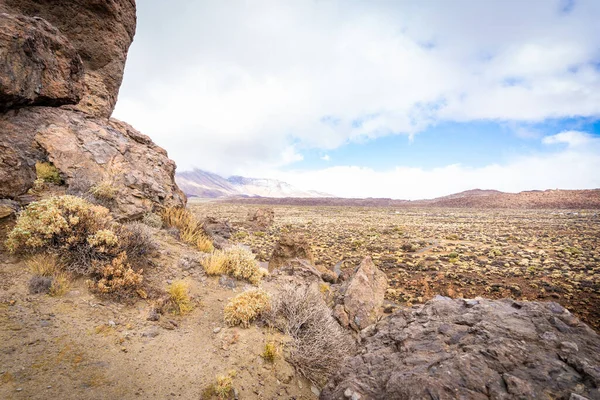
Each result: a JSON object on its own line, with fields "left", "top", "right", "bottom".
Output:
{"left": 35, "top": 161, "right": 62, "bottom": 184}
{"left": 161, "top": 207, "right": 214, "bottom": 252}
{"left": 202, "top": 371, "right": 236, "bottom": 400}
{"left": 26, "top": 254, "right": 61, "bottom": 276}
{"left": 223, "top": 288, "right": 270, "bottom": 328}
{"left": 89, "top": 180, "right": 118, "bottom": 200}
{"left": 261, "top": 340, "right": 279, "bottom": 363}
{"left": 49, "top": 272, "right": 71, "bottom": 297}
{"left": 202, "top": 245, "right": 267, "bottom": 285}
{"left": 167, "top": 280, "right": 193, "bottom": 315}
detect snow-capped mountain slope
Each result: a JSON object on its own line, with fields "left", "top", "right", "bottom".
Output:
{"left": 176, "top": 169, "right": 331, "bottom": 198}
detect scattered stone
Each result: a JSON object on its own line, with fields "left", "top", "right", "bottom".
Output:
{"left": 218, "top": 275, "right": 236, "bottom": 289}
{"left": 213, "top": 327, "right": 221, "bottom": 334}
{"left": 343, "top": 256, "right": 387, "bottom": 331}
{"left": 141, "top": 327, "right": 159, "bottom": 338}
{"left": 147, "top": 310, "right": 160, "bottom": 322}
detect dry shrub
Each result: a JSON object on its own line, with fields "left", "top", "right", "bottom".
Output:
{"left": 29, "top": 275, "right": 52, "bottom": 294}
{"left": 203, "top": 245, "right": 266, "bottom": 285}
{"left": 5, "top": 196, "right": 116, "bottom": 274}
{"left": 87, "top": 252, "right": 143, "bottom": 300}
{"left": 89, "top": 180, "right": 118, "bottom": 201}
{"left": 116, "top": 222, "right": 159, "bottom": 266}
{"left": 35, "top": 161, "right": 62, "bottom": 184}
{"left": 161, "top": 207, "right": 213, "bottom": 252}
{"left": 268, "top": 284, "right": 355, "bottom": 386}
{"left": 167, "top": 280, "right": 193, "bottom": 315}
{"left": 223, "top": 288, "right": 270, "bottom": 328}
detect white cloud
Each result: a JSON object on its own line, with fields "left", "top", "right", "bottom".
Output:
{"left": 321, "top": 154, "right": 331, "bottom": 161}
{"left": 268, "top": 134, "right": 600, "bottom": 199}
{"left": 114, "top": 0, "right": 600, "bottom": 177}
{"left": 542, "top": 130, "right": 594, "bottom": 147}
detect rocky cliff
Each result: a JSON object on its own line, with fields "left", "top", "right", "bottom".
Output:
{"left": 0, "top": 0, "right": 185, "bottom": 219}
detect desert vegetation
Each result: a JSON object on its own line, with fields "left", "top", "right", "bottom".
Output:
{"left": 223, "top": 288, "right": 271, "bottom": 327}
{"left": 190, "top": 201, "right": 600, "bottom": 331}
{"left": 202, "top": 245, "right": 267, "bottom": 285}
{"left": 267, "top": 284, "right": 355, "bottom": 386}
{"left": 161, "top": 206, "right": 214, "bottom": 252}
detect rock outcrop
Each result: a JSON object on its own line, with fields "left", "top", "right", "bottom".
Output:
{"left": 0, "top": 107, "right": 185, "bottom": 218}
{"left": 0, "top": 0, "right": 185, "bottom": 219}
{"left": 341, "top": 256, "right": 387, "bottom": 331}
{"left": 0, "top": 13, "right": 84, "bottom": 110}
{"left": 322, "top": 297, "right": 600, "bottom": 400}
{"left": 268, "top": 232, "right": 315, "bottom": 271}
{"left": 247, "top": 207, "right": 275, "bottom": 230}
{"left": 0, "top": 0, "right": 136, "bottom": 117}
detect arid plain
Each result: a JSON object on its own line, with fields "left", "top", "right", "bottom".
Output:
{"left": 191, "top": 200, "right": 600, "bottom": 331}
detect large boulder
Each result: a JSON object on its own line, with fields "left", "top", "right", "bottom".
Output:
{"left": 0, "top": 0, "right": 136, "bottom": 118}
{"left": 342, "top": 256, "right": 387, "bottom": 331}
{"left": 268, "top": 232, "right": 315, "bottom": 271}
{"left": 0, "top": 13, "right": 84, "bottom": 110}
{"left": 0, "top": 107, "right": 185, "bottom": 219}
{"left": 321, "top": 297, "right": 600, "bottom": 400}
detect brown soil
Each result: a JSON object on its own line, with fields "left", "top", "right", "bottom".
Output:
{"left": 0, "top": 226, "right": 315, "bottom": 400}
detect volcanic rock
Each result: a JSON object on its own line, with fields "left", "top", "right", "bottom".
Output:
{"left": 268, "top": 232, "right": 315, "bottom": 271}
{"left": 0, "top": 13, "right": 84, "bottom": 110}
{"left": 321, "top": 297, "right": 600, "bottom": 400}
{"left": 247, "top": 207, "right": 274, "bottom": 230}
{"left": 0, "top": 0, "right": 137, "bottom": 117}
{"left": 0, "top": 106, "right": 185, "bottom": 219}
{"left": 342, "top": 256, "right": 387, "bottom": 331}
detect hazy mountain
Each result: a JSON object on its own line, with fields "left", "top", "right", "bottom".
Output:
{"left": 219, "top": 188, "right": 600, "bottom": 209}
{"left": 176, "top": 169, "right": 332, "bottom": 198}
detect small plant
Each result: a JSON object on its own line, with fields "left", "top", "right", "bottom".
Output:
{"left": 49, "top": 272, "right": 71, "bottom": 296}
{"left": 196, "top": 234, "right": 214, "bottom": 253}
{"left": 29, "top": 276, "right": 52, "bottom": 294}
{"left": 35, "top": 161, "right": 62, "bottom": 184}
{"left": 202, "top": 371, "right": 236, "bottom": 399}
{"left": 26, "top": 254, "right": 61, "bottom": 276}
{"left": 223, "top": 288, "right": 270, "bottom": 328}
{"left": 167, "top": 280, "right": 193, "bottom": 315}
{"left": 89, "top": 180, "right": 118, "bottom": 201}
{"left": 261, "top": 340, "right": 279, "bottom": 362}
{"left": 161, "top": 207, "right": 213, "bottom": 252}
{"left": 203, "top": 245, "right": 267, "bottom": 285}
{"left": 87, "top": 252, "right": 144, "bottom": 299}
{"left": 448, "top": 252, "right": 459, "bottom": 259}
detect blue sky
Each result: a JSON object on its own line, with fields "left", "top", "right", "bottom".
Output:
{"left": 114, "top": 0, "right": 600, "bottom": 199}
{"left": 293, "top": 118, "right": 600, "bottom": 171}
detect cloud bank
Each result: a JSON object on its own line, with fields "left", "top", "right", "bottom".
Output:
{"left": 114, "top": 0, "right": 600, "bottom": 197}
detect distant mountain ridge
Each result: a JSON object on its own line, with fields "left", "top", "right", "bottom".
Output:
{"left": 176, "top": 169, "right": 331, "bottom": 199}
{"left": 219, "top": 188, "right": 600, "bottom": 209}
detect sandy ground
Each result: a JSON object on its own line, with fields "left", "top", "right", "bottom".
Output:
{"left": 0, "top": 228, "right": 316, "bottom": 400}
